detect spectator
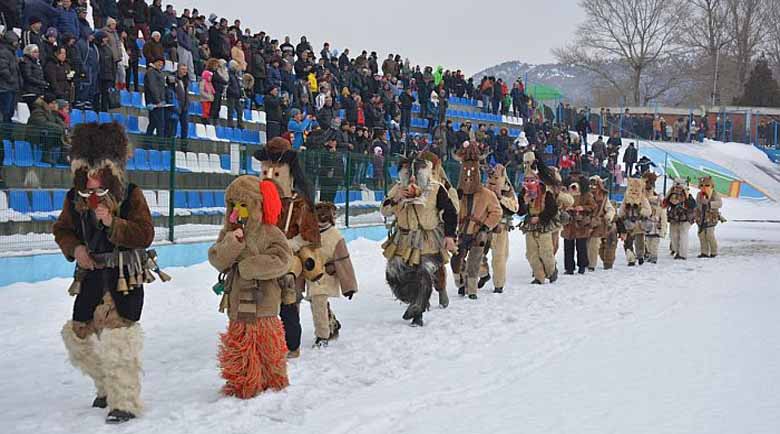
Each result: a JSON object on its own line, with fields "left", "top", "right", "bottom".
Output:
{"left": 123, "top": 31, "right": 140, "bottom": 92}
{"left": 266, "top": 56, "right": 282, "bottom": 93}
{"left": 230, "top": 39, "right": 246, "bottom": 71}
{"left": 56, "top": 0, "right": 80, "bottom": 42}
{"left": 280, "top": 36, "right": 294, "bottom": 58}
{"left": 44, "top": 46, "right": 74, "bottom": 101}
{"left": 25, "top": 94, "right": 65, "bottom": 159}
{"left": 96, "top": 31, "right": 116, "bottom": 112}
{"left": 591, "top": 135, "right": 607, "bottom": 168}
{"left": 77, "top": 7, "right": 93, "bottom": 41}
{"left": 210, "top": 58, "right": 228, "bottom": 122}
{"left": 264, "top": 85, "right": 282, "bottom": 139}
{"left": 316, "top": 94, "right": 337, "bottom": 128}
{"left": 62, "top": 34, "right": 82, "bottom": 94}
{"left": 143, "top": 31, "right": 164, "bottom": 63}
{"left": 22, "top": 0, "right": 60, "bottom": 33}
{"left": 399, "top": 86, "right": 414, "bottom": 135}
{"left": 0, "top": 31, "right": 21, "bottom": 123}
{"left": 287, "top": 108, "right": 313, "bottom": 149}
{"left": 494, "top": 127, "right": 513, "bottom": 165}
{"left": 20, "top": 44, "right": 48, "bottom": 111}
{"left": 318, "top": 133, "right": 344, "bottom": 203}
{"left": 173, "top": 63, "right": 190, "bottom": 139}
{"left": 226, "top": 60, "right": 244, "bottom": 129}
{"left": 161, "top": 24, "right": 179, "bottom": 62}
{"left": 295, "top": 36, "right": 312, "bottom": 59}
{"left": 149, "top": 0, "right": 166, "bottom": 33}
{"left": 338, "top": 48, "right": 350, "bottom": 70}
{"left": 198, "top": 67, "right": 214, "bottom": 124}
{"left": 133, "top": 0, "right": 150, "bottom": 40}
{"left": 145, "top": 57, "right": 167, "bottom": 136}
{"left": 22, "top": 17, "right": 44, "bottom": 50}
{"left": 103, "top": 18, "right": 123, "bottom": 82}
{"left": 250, "top": 48, "right": 266, "bottom": 104}
{"left": 623, "top": 142, "right": 638, "bottom": 177}
{"left": 56, "top": 99, "right": 71, "bottom": 128}
{"left": 320, "top": 42, "right": 331, "bottom": 63}
{"left": 40, "top": 28, "right": 58, "bottom": 70}
{"left": 381, "top": 54, "right": 397, "bottom": 77}
{"left": 75, "top": 33, "right": 99, "bottom": 108}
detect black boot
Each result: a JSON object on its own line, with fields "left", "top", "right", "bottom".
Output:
{"left": 411, "top": 314, "right": 424, "bottom": 327}
{"left": 92, "top": 396, "right": 107, "bottom": 409}
{"left": 458, "top": 286, "right": 465, "bottom": 296}
{"left": 477, "top": 274, "right": 491, "bottom": 289}
{"left": 493, "top": 287, "right": 503, "bottom": 294}
{"left": 588, "top": 267, "right": 595, "bottom": 272}
{"left": 578, "top": 267, "right": 587, "bottom": 274}
{"left": 548, "top": 268, "right": 558, "bottom": 283}
{"left": 638, "top": 258, "right": 644, "bottom": 265}
{"left": 402, "top": 304, "right": 422, "bottom": 320}
{"left": 564, "top": 269, "right": 574, "bottom": 275}
{"left": 468, "top": 294, "right": 478, "bottom": 300}
{"left": 313, "top": 337, "right": 329, "bottom": 348}
{"left": 106, "top": 409, "right": 135, "bottom": 424}
{"left": 697, "top": 254, "right": 708, "bottom": 258}
{"left": 530, "top": 279, "right": 543, "bottom": 284}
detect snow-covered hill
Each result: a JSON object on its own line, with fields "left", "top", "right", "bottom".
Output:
{"left": 472, "top": 61, "right": 596, "bottom": 104}
{"left": 2, "top": 200, "right": 780, "bottom": 434}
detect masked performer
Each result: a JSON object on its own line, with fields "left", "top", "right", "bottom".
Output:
{"left": 305, "top": 202, "right": 358, "bottom": 347}
{"left": 663, "top": 178, "right": 697, "bottom": 260}
{"left": 561, "top": 179, "right": 596, "bottom": 274}
{"left": 208, "top": 176, "right": 292, "bottom": 398}
{"left": 586, "top": 176, "right": 615, "bottom": 271}
{"left": 517, "top": 160, "right": 561, "bottom": 284}
{"left": 254, "top": 137, "right": 321, "bottom": 358}
{"left": 642, "top": 171, "right": 666, "bottom": 264}
{"left": 695, "top": 176, "right": 723, "bottom": 258}
{"left": 381, "top": 153, "right": 458, "bottom": 326}
{"left": 451, "top": 142, "right": 502, "bottom": 299}
{"left": 484, "top": 164, "right": 519, "bottom": 293}
{"left": 54, "top": 123, "right": 155, "bottom": 424}
{"left": 618, "top": 178, "right": 652, "bottom": 266}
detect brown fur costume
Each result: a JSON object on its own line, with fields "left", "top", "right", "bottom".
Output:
{"left": 208, "top": 175, "right": 292, "bottom": 398}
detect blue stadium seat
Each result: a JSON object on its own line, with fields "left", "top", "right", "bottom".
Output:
{"left": 199, "top": 191, "right": 220, "bottom": 215}
{"left": 138, "top": 71, "right": 144, "bottom": 86}
{"left": 31, "top": 144, "right": 51, "bottom": 168}
{"left": 127, "top": 116, "right": 140, "bottom": 133}
{"left": 14, "top": 141, "right": 33, "bottom": 167}
{"left": 52, "top": 190, "right": 67, "bottom": 209}
{"left": 9, "top": 191, "right": 32, "bottom": 216}
{"left": 189, "top": 81, "right": 199, "bottom": 95}
{"left": 134, "top": 149, "right": 151, "bottom": 171}
{"left": 71, "top": 109, "right": 84, "bottom": 125}
{"left": 186, "top": 191, "right": 207, "bottom": 215}
{"left": 220, "top": 154, "right": 230, "bottom": 172}
{"left": 120, "top": 90, "right": 132, "bottom": 107}
{"left": 148, "top": 150, "right": 164, "bottom": 171}
{"left": 189, "top": 101, "right": 201, "bottom": 116}
{"left": 126, "top": 152, "right": 136, "bottom": 171}
{"left": 188, "top": 122, "right": 197, "bottom": 139}
{"left": 84, "top": 111, "right": 97, "bottom": 123}
{"left": 111, "top": 112, "right": 126, "bottom": 125}
{"left": 98, "top": 112, "right": 112, "bottom": 124}
{"left": 255, "top": 94, "right": 264, "bottom": 105}
{"left": 30, "top": 190, "right": 55, "bottom": 221}
{"left": 349, "top": 191, "right": 361, "bottom": 202}
{"left": 214, "top": 191, "right": 226, "bottom": 208}
{"left": 174, "top": 191, "right": 188, "bottom": 210}
{"left": 248, "top": 130, "right": 260, "bottom": 144}
{"left": 161, "top": 151, "right": 171, "bottom": 170}
{"left": 2, "top": 140, "right": 13, "bottom": 166}
{"left": 333, "top": 191, "right": 346, "bottom": 204}
{"left": 374, "top": 191, "right": 385, "bottom": 202}
{"left": 215, "top": 126, "right": 226, "bottom": 140}
{"left": 244, "top": 109, "right": 252, "bottom": 121}
{"left": 131, "top": 92, "right": 143, "bottom": 109}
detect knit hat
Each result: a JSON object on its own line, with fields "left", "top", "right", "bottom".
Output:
{"left": 46, "top": 27, "right": 58, "bottom": 38}
{"left": 106, "top": 17, "right": 117, "bottom": 27}
{"left": 43, "top": 93, "right": 57, "bottom": 104}
{"left": 290, "top": 108, "right": 301, "bottom": 117}
{"left": 151, "top": 30, "right": 161, "bottom": 38}
{"left": 208, "top": 13, "right": 218, "bottom": 24}
{"left": 94, "top": 30, "right": 107, "bottom": 40}
{"left": 28, "top": 16, "right": 41, "bottom": 26}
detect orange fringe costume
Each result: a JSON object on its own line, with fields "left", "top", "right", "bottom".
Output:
{"left": 219, "top": 318, "right": 289, "bottom": 398}
{"left": 208, "top": 177, "right": 294, "bottom": 399}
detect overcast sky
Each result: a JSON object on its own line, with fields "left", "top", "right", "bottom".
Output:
{"left": 174, "top": 0, "right": 585, "bottom": 75}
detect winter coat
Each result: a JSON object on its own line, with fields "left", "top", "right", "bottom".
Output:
{"left": 212, "top": 65, "right": 228, "bottom": 95}
{"left": 144, "top": 66, "right": 166, "bottom": 105}
{"left": 663, "top": 191, "right": 696, "bottom": 223}
{"left": 591, "top": 139, "right": 607, "bottom": 160}
{"left": 149, "top": 5, "right": 166, "bottom": 32}
{"left": 618, "top": 198, "right": 652, "bottom": 235}
{"left": 199, "top": 70, "right": 215, "bottom": 102}
{"left": 264, "top": 94, "right": 282, "bottom": 123}
{"left": 695, "top": 190, "right": 722, "bottom": 228}
{"left": 458, "top": 186, "right": 502, "bottom": 236}
{"left": 44, "top": 59, "right": 72, "bottom": 100}
{"left": 39, "top": 40, "right": 57, "bottom": 70}
{"left": 226, "top": 69, "right": 242, "bottom": 98}
{"left": 98, "top": 43, "right": 117, "bottom": 81}
{"left": 56, "top": 6, "right": 80, "bottom": 38}
{"left": 589, "top": 189, "right": 615, "bottom": 238}
{"left": 562, "top": 192, "right": 597, "bottom": 240}
{"left": 305, "top": 225, "right": 358, "bottom": 299}
{"left": 623, "top": 146, "right": 638, "bottom": 164}
{"left": 22, "top": 30, "right": 43, "bottom": 51}
{"left": 76, "top": 40, "right": 99, "bottom": 98}
{"left": 78, "top": 17, "right": 93, "bottom": 41}
{"left": 287, "top": 117, "right": 313, "bottom": 149}
{"left": 0, "top": 36, "right": 21, "bottom": 92}
{"left": 23, "top": 0, "right": 60, "bottom": 32}
{"left": 25, "top": 99, "right": 65, "bottom": 145}
{"left": 231, "top": 45, "right": 246, "bottom": 71}
{"left": 20, "top": 55, "right": 48, "bottom": 97}
{"left": 266, "top": 65, "right": 282, "bottom": 91}
{"left": 251, "top": 53, "right": 266, "bottom": 80}
{"left": 208, "top": 223, "right": 292, "bottom": 321}
{"left": 142, "top": 39, "right": 164, "bottom": 62}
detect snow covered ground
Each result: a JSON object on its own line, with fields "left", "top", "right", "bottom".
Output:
{"left": 2, "top": 199, "right": 780, "bottom": 434}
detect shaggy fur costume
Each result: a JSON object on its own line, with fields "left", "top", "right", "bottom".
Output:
{"left": 219, "top": 318, "right": 289, "bottom": 398}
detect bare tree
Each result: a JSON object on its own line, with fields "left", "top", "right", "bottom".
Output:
{"left": 727, "top": 0, "right": 768, "bottom": 92}
{"left": 554, "top": 0, "right": 688, "bottom": 106}
{"left": 765, "top": 1, "right": 780, "bottom": 75}
{"left": 680, "top": 0, "right": 732, "bottom": 104}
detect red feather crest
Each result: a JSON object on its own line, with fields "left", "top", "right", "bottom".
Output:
{"left": 259, "top": 180, "right": 282, "bottom": 226}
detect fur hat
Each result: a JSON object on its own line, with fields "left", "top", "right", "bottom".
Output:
{"left": 698, "top": 175, "right": 714, "bottom": 187}
{"left": 673, "top": 177, "right": 686, "bottom": 189}
{"left": 315, "top": 202, "right": 337, "bottom": 225}
{"left": 589, "top": 175, "right": 606, "bottom": 191}
{"left": 253, "top": 137, "right": 314, "bottom": 203}
{"left": 69, "top": 122, "right": 130, "bottom": 200}
{"left": 224, "top": 176, "right": 283, "bottom": 227}
{"left": 642, "top": 171, "right": 658, "bottom": 189}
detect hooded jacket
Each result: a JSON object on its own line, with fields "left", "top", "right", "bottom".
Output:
{"left": 0, "top": 32, "right": 21, "bottom": 92}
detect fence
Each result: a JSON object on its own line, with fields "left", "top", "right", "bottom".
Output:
{"left": 0, "top": 121, "right": 439, "bottom": 255}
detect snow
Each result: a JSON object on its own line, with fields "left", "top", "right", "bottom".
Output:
{"left": 2, "top": 199, "right": 780, "bottom": 434}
